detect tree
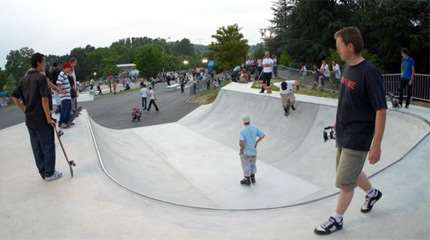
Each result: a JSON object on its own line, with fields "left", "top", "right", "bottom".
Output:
{"left": 268, "top": 0, "right": 429, "bottom": 73}
{"left": 279, "top": 51, "right": 293, "bottom": 66}
{"left": 3, "top": 74, "right": 16, "bottom": 94}
{"left": 170, "top": 38, "right": 195, "bottom": 56}
{"left": 252, "top": 43, "right": 265, "bottom": 59}
{"left": 3, "top": 36, "right": 210, "bottom": 82}
{"left": 5, "top": 47, "right": 34, "bottom": 80}
{"left": 135, "top": 44, "right": 164, "bottom": 79}
{"left": 208, "top": 24, "right": 249, "bottom": 71}
{"left": 0, "top": 68, "right": 7, "bottom": 91}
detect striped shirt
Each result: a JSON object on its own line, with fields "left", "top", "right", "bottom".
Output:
{"left": 56, "top": 71, "right": 71, "bottom": 101}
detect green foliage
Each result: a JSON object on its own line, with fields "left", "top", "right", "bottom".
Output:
{"left": 361, "top": 49, "right": 383, "bottom": 71}
{"left": 0, "top": 68, "right": 7, "bottom": 91}
{"left": 3, "top": 74, "right": 16, "bottom": 94}
{"left": 252, "top": 43, "right": 265, "bottom": 59}
{"left": 5, "top": 47, "right": 34, "bottom": 80}
{"left": 326, "top": 49, "right": 343, "bottom": 65}
{"left": 208, "top": 24, "right": 249, "bottom": 71}
{"left": 135, "top": 44, "right": 164, "bottom": 79}
{"left": 269, "top": 0, "right": 430, "bottom": 73}
{"left": 171, "top": 38, "right": 195, "bottom": 56}
{"left": 279, "top": 51, "right": 292, "bottom": 66}
{"left": 5, "top": 37, "right": 202, "bottom": 82}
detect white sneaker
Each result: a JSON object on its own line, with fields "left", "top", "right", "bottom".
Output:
{"left": 44, "top": 171, "right": 63, "bottom": 182}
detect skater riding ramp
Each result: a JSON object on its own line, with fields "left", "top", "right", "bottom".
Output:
{"left": 89, "top": 83, "right": 430, "bottom": 210}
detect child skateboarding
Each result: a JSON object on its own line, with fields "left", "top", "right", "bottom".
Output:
{"left": 280, "top": 80, "right": 299, "bottom": 116}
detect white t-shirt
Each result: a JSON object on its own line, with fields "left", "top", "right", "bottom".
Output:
{"left": 333, "top": 64, "right": 341, "bottom": 79}
{"left": 262, "top": 58, "right": 274, "bottom": 73}
{"left": 140, "top": 87, "right": 148, "bottom": 98}
{"left": 320, "top": 64, "right": 330, "bottom": 77}
{"left": 280, "top": 80, "right": 297, "bottom": 95}
{"left": 149, "top": 89, "right": 156, "bottom": 100}
{"left": 257, "top": 59, "right": 263, "bottom": 67}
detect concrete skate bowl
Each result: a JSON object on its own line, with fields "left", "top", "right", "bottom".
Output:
{"left": 88, "top": 86, "right": 430, "bottom": 210}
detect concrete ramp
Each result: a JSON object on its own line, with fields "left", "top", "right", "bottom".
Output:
{"left": 89, "top": 83, "right": 430, "bottom": 209}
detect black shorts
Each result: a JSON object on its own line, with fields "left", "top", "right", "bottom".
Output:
{"left": 262, "top": 72, "right": 272, "bottom": 85}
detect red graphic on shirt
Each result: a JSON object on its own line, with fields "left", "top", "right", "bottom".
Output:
{"left": 341, "top": 77, "right": 357, "bottom": 90}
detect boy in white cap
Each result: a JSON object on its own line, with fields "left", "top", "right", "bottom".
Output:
{"left": 239, "top": 116, "right": 265, "bottom": 186}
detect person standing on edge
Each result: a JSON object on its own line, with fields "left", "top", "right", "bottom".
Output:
{"left": 69, "top": 58, "right": 78, "bottom": 114}
{"left": 180, "top": 75, "right": 185, "bottom": 93}
{"left": 239, "top": 116, "right": 265, "bottom": 186}
{"left": 273, "top": 55, "right": 278, "bottom": 78}
{"left": 332, "top": 60, "right": 341, "bottom": 89}
{"left": 314, "top": 27, "right": 387, "bottom": 235}
{"left": 113, "top": 79, "right": 117, "bottom": 94}
{"left": 399, "top": 48, "right": 415, "bottom": 108}
{"left": 140, "top": 83, "right": 148, "bottom": 110}
{"left": 147, "top": 86, "right": 159, "bottom": 112}
{"left": 256, "top": 58, "right": 263, "bottom": 80}
{"left": 56, "top": 62, "right": 73, "bottom": 129}
{"left": 260, "top": 52, "right": 274, "bottom": 93}
{"left": 11, "top": 53, "right": 63, "bottom": 181}
{"left": 319, "top": 60, "right": 330, "bottom": 89}
{"left": 46, "top": 63, "right": 62, "bottom": 113}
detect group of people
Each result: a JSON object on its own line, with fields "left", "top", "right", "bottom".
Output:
{"left": 139, "top": 83, "right": 159, "bottom": 112}
{"left": 53, "top": 59, "right": 80, "bottom": 129}
{"left": 244, "top": 54, "right": 278, "bottom": 79}
{"left": 238, "top": 27, "right": 387, "bottom": 236}
{"left": 232, "top": 51, "right": 277, "bottom": 94}
{"left": 11, "top": 53, "right": 81, "bottom": 182}
{"left": 298, "top": 60, "right": 342, "bottom": 90}
{"left": 10, "top": 25, "right": 418, "bottom": 237}
{"left": 314, "top": 60, "right": 342, "bottom": 89}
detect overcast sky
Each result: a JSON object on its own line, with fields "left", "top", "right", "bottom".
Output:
{"left": 0, "top": 0, "right": 274, "bottom": 68}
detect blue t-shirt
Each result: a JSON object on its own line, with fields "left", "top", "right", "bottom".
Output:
{"left": 401, "top": 57, "right": 415, "bottom": 80}
{"left": 239, "top": 125, "right": 265, "bottom": 156}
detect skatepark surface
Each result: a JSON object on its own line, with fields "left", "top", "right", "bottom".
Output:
{"left": 1, "top": 82, "right": 429, "bottom": 239}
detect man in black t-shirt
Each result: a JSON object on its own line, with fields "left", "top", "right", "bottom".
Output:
{"left": 314, "top": 27, "right": 387, "bottom": 235}
{"left": 11, "top": 53, "right": 63, "bottom": 181}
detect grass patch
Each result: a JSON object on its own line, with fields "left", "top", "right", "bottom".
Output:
{"left": 251, "top": 81, "right": 280, "bottom": 91}
{"left": 251, "top": 81, "right": 337, "bottom": 98}
{"left": 189, "top": 80, "right": 229, "bottom": 104}
{"left": 295, "top": 85, "right": 338, "bottom": 98}
{"left": 94, "top": 87, "right": 141, "bottom": 99}
{"left": 412, "top": 100, "right": 430, "bottom": 108}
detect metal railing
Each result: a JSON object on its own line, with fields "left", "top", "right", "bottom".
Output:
{"left": 277, "top": 65, "right": 339, "bottom": 90}
{"left": 382, "top": 73, "right": 430, "bottom": 102}
{"left": 277, "top": 65, "right": 430, "bottom": 102}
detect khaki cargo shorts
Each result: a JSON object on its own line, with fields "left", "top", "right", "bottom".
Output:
{"left": 336, "top": 147, "right": 368, "bottom": 190}
{"left": 281, "top": 93, "right": 295, "bottom": 107}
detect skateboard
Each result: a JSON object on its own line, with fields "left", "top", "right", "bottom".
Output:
{"left": 54, "top": 128, "right": 76, "bottom": 177}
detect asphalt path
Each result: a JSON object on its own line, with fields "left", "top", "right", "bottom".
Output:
{"left": 0, "top": 83, "right": 199, "bottom": 130}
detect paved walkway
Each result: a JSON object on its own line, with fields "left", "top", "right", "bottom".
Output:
{"left": 1, "top": 82, "right": 429, "bottom": 239}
